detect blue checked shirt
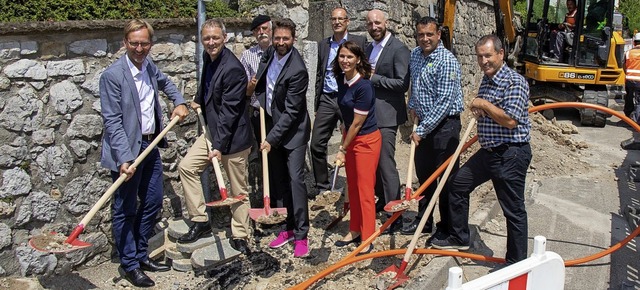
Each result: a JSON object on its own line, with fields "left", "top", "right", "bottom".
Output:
{"left": 407, "top": 43, "right": 463, "bottom": 137}
{"left": 477, "top": 64, "right": 531, "bottom": 148}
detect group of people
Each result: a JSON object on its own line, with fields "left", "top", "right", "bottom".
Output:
{"left": 99, "top": 7, "right": 532, "bottom": 287}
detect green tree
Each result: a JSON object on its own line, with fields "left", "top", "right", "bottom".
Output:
{"left": 619, "top": 0, "right": 640, "bottom": 34}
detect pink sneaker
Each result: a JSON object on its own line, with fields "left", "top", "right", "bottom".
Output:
{"left": 294, "top": 239, "right": 309, "bottom": 257}
{"left": 269, "top": 230, "right": 294, "bottom": 248}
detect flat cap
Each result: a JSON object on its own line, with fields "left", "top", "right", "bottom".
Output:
{"left": 250, "top": 15, "right": 271, "bottom": 31}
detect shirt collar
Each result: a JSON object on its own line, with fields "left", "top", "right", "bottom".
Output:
{"left": 273, "top": 49, "right": 293, "bottom": 66}
{"left": 422, "top": 42, "right": 445, "bottom": 59}
{"left": 344, "top": 72, "right": 362, "bottom": 87}
{"left": 331, "top": 33, "right": 349, "bottom": 44}
{"left": 373, "top": 32, "right": 392, "bottom": 48}
{"left": 125, "top": 54, "right": 148, "bottom": 77}
{"left": 487, "top": 62, "right": 508, "bottom": 85}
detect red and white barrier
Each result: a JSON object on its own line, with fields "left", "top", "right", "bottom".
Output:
{"left": 446, "top": 236, "right": 565, "bottom": 290}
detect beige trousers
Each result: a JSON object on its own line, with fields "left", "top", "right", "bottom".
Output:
{"left": 178, "top": 134, "right": 251, "bottom": 239}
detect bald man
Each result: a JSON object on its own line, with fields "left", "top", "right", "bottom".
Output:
{"left": 365, "top": 9, "right": 410, "bottom": 234}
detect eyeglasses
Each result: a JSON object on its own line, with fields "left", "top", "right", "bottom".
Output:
{"left": 330, "top": 17, "right": 348, "bottom": 23}
{"left": 127, "top": 41, "right": 151, "bottom": 48}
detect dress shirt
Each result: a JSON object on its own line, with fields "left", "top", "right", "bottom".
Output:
{"left": 266, "top": 49, "right": 292, "bottom": 115}
{"left": 323, "top": 34, "right": 349, "bottom": 94}
{"left": 407, "top": 43, "right": 464, "bottom": 137}
{"left": 126, "top": 55, "right": 155, "bottom": 135}
{"left": 240, "top": 45, "right": 268, "bottom": 108}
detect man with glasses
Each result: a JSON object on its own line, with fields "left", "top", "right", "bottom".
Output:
{"left": 311, "top": 7, "right": 366, "bottom": 199}
{"left": 100, "top": 19, "right": 189, "bottom": 287}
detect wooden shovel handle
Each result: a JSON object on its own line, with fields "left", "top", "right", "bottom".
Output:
{"left": 196, "top": 108, "right": 227, "bottom": 197}
{"left": 259, "top": 107, "right": 271, "bottom": 199}
{"left": 405, "top": 119, "right": 418, "bottom": 199}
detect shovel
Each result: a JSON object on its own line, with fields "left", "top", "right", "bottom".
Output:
{"left": 384, "top": 119, "right": 424, "bottom": 213}
{"left": 249, "top": 107, "right": 287, "bottom": 224}
{"left": 380, "top": 118, "right": 476, "bottom": 289}
{"left": 311, "top": 160, "right": 344, "bottom": 210}
{"left": 194, "top": 108, "right": 246, "bottom": 207}
{"left": 29, "top": 116, "right": 181, "bottom": 253}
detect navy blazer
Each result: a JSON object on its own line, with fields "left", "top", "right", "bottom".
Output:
{"left": 100, "top": 55, "right": 185, "bottom": 172}
{"left": 365, "top": 34, "right": 410, "bottom": 128}
{"left": 195, "top": 47, "right": 252, "bottom": 155}
{"left": 255, "top": 46, "right": 311, "bottom": 150}
{"left": 314, "top": 33, "right": 367, "bottom": 112}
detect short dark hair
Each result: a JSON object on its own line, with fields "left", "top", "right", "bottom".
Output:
{"left": 416, "top": 16, "right": 440, "bottom": 30}
{"left": 332, "top": 41, "right": 373, "bottom": 79}
{"left": 476, "top": 34, "right": 503, "bottom": 53}
{"left": 274, "top": 18, "right": 297, "bottom": 39}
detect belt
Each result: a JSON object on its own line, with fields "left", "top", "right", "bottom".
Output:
{"left": 485, "top": 142, "right": 527, "bottom": 152}
{"left": 323, "top": 92, "right": 338, "bottom": 98}
{"left": 142, "top": 134, "right": 156, "bottom": 141}
{"left": 446, "top": 114, "right": 460, "bottom": 120}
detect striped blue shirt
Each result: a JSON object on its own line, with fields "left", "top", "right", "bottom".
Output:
{"left": 407, "top": 43, "right": 463, "bottom": 137}
{"left": 477, "top": 64, "right": 531, "bottom": 148}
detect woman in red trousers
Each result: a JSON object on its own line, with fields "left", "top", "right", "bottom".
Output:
{"left": 333, "top": 41, "right": 381, "bottom": 254}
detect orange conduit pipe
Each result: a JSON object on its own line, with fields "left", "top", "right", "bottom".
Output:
{"left": 294, "top": 102, "right": 640, "bottom": 289}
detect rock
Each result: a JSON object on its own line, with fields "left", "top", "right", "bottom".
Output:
{"left": 171, "top": 258, "right": 193, "bottom": 272}
{"left": 166, "top": 245, "right": 190, "bottom": 261}
{"left": 167, "top": 218, "right": 190, "bottom": 240}
{"left": 0, "top": 75, "right": 10, "bottom": 90}
{"left": 0, "top": 167, "right": 32, "bottom": 198}
{"left": 0, "top": 200, "right": 15, "bottom": 217}
{"left": 162, "top": 62, "right": 196, "bottom": 74}
{"left": 49, "top": 80, "right": 83, "bottom": 115}
{"left": 150, "top": 43, "right": 183, "bottom": 61}
{"left": 15, "top": 191, "right": 59, "bottom": 226}
{"left": 65, "top": 114, "right": 103, "bottom": 139}
{"left": 190, "top": 238, "right": 240, "bottom": 269}
{"left": 0, "top": 86, "right": 44, "bottom": 133}
{"left": 91, "top": 100, "right": 101, "bottom": 113}
{"left": 3, "top": 59, "right": 47, "bottom": 80}
{"left": 69, "top": 140, "right": 91, "bottom": 160}
{"left": 32, "top": 128, "right": 55, "bottom": 145}
{"left": 68, "top": 39, "right": 108, "bottom": 57}
{"left": 80, "top": 68, "right": 104, "bottom": 97}
{"left": 62, "top": 174, "right": 110, "bottom": 215}
{"left": 0, "top": 223, "right": 11, "bottom": 249}
{"left": 181, "top": 42, "right": 196, "bottom": 62}
{"left": 63, "top": 232, "right": 109, "bottom": 267}
{"left": 34, "top": 145, "right": 73, "bottom": 184}
{"left": 20, "top": 41, "right": 38, "bottom": 55}
{"left": 15, "top": 245, "right": 57, "bottom": 276}
{"left": 46, "top": 59, "right": 85, "bottom": 77}
{"left": 0, "top": 41, "right": 20, "bottom": 60}
{"left": 0, "top": 137, "right": 28, "bottom": 168}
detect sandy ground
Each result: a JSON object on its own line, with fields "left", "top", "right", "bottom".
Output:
{"left": 2, "top": 109, "right": 605, "bottom": 290}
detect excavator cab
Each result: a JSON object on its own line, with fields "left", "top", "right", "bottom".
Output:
{"left": 510, "top": 0, "right": 626, "bottom": 127}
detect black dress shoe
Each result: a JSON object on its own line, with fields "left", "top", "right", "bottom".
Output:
{"left": 356, "top": 244, "right": 374, "bottom": 256}
{"left": 400, "top": 219, "right": 433, "bottom": 235}
{"left": 381, "top": 219, "right": 402, "bottom": 235}
{"left": 140, "top": 259, "right": 170, "bottom": 272}
{"left": 124, "top": 268, "right": 155, "bottom": 287}
{"left": 334, "top": 235, "right": 361, "bottom": 247}
{"left": 232, "top": 238, "right": 251, "bottom": 255}
{"left": 178, "top": 221, "right": 212, "bottom": 243}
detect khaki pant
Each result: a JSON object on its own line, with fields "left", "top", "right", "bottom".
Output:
{"left": 178, "top": 134, "right": 251, "bottom": 239}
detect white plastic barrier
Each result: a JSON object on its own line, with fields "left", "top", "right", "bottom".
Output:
{"left": 446, "top": 236, "right": 565, "bottom": 290}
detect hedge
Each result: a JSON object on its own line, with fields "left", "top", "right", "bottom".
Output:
{"left": 0, "top": 0, "right": 239, "bottom": 22}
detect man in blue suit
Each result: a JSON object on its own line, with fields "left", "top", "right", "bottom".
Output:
{"left": 100, "top": 19, "right": 188, "bottom": 287}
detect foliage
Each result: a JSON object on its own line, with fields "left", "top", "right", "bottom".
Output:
{"left": 619, "top": 0, "right": 640, "bottom": 34}
{"left": 0, "top": 0, "right": 238, "bottom": 22}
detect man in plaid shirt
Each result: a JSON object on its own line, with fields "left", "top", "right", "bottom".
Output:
{"left": 431, "top": 34, "right": 532, "bottom": 265}
{"left": 402, "top": 17, "right": 463, "bottom": 242}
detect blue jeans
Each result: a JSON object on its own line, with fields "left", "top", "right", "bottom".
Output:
{"left": 111, "top": 140, "right": 164, "bottom": 272}
{"left": 448, "top": 143, "right": 532, "bottom": 264}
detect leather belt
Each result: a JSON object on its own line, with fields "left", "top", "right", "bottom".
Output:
{"left": 485, "top": 142, "right": 527, "bottom": 152}
{"left": 446, "top": 114, "right": 460, "bottom": 120}
{"left": 323, "top": 92, "right": 338, "bottom": 98}
{"left": 142, "top": 134, "right": 155, "bottom": 141}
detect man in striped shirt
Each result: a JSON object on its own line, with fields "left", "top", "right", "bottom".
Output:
{"left": 432, "top": 35, "right": 532, "bottom": 265}
{"left": 402, "top": 17, "right": 463, "bottom": 241}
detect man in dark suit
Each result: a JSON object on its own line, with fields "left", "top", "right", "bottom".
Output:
{"left": 365, "top": 9, "right": 410, "bottom": 233}
{"left": 177, "top": 19, "right": 252, "bottom": 255}
{"left": 255, "top": 18, "right": 311, "bottom": 258}
{"left": 310, "top": 7, "right": 367, "bottom": 197}
{"left": 100, "top": 19, "right": 188, "bottom": 287}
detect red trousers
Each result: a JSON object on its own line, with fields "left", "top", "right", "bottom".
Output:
{"left": 345, "top": 129, "right": 381, "bottom": 240}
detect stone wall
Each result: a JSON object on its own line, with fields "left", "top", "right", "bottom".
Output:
{"left": 0, "top": 0, "right": 496, "bottom": 277}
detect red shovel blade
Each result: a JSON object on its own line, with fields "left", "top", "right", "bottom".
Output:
{"left": 205, "top": 195, "right": 247, "bottom": 207}
{"left": 378, "top": 262, "right": 409, "bottom": 289}
{"left": 28, "top": 231, "right": 91, "bottom": 253}
{"left": 383, "top": 196, "right": 424, "bottom": 213}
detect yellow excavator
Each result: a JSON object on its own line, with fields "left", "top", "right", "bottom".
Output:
{"left": 439, "top": 0, "right": 626, "bottom": 127}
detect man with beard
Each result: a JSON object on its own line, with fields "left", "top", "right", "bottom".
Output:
{"left": 365, "top": 9, "right": 410, "bottom": 234}
{"left": 402, "top": 17, "right": 464, "bottom": 241}
{"left": 177, "top": 19, "right": 252, "bottom": 256}
{"left": 254, "top": 18, "right": 312, "bottom": 257}
{"left": 311, "top": 7, "right": 367, "bottom": 199}
{"left": 431, "top": 35, "right": 532, "bottom": 265}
